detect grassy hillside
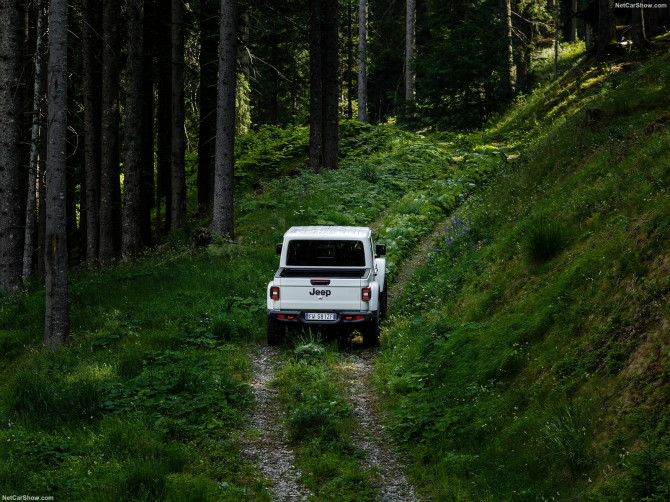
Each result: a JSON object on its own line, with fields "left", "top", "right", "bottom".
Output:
{"left": 1, "top": 38, "right": 668, "bottom": 501}
{"left": 376, "top": 40, "right": 670, "bottom": 500}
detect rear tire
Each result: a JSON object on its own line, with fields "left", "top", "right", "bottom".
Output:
{"left": 267, "top": 316, "right": 285, "bottom": 346}
{"left": 362, "top": 311, "right": 380, "bottom": 348}
{"left": 380, "top": 279, "right": 388, "bottom": 319}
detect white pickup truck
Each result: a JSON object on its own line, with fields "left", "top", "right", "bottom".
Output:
{"left": 266, "top": 226, "right": 387, "bottom": 347}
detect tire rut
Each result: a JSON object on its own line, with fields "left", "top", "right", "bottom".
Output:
{"left": 343, "top": 348, "right": 420, "bottom": 502}
{"left": 238, "top": 346, "right": 311, "bottom": 501}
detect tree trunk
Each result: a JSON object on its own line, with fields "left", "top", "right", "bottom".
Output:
{"left": 157, "top": 3, "right": 172, "bottom": 233}
{"left": 309, "top": 0, "right": 324, "bottom": 172}
{"left": 140, "top": 0, "right": 156, "bottom": 247}
{"left": 357, "top": 0, "right": 367, "bottom": 122}
{"left": 570, "top": 0, "right": 578, "bottom": 42}
{"left": 171, "top": 0, "right": 187, "bottom": 229}
{"left": 122, "top": 0, "right": 144, "bottom": 260}
{"left": 631, "top": 8, "right": 649, "bottom": 49}
{"left": 323, "top": 0, "right": 338, "bottom": 171}
{"left": 213, "top": 0, "right": 238, "bottom": 239}
{"left": 553, "top": 0, "right": 559, "bottom": 79}
{"left": 198, "top": 0, "right": 219, "bottom": 214}
{"left": 23, "top": 0, "right": 45, "bottom": 282}
{"left": 82, "top": 0, "right": 101, "bottom": 266}
{"left": 236, "top": 4, "right": 251, "bottom": 135}
{"left": 405, "top": 0, "right": 416, "bottom": 102}
{"left": 44, "top": 0, "right": 69, "bottom": 349}
{"left": 99, "top": 0, "right": 121, "bottom": 265}
{"left": 499, "top": 0, "right": 514, "bottom": 96}
{"left": 346, "top": 0, "right": 353, "bottom": 119}
{"left": 0, "top": 0, "right": 25, "bottom": 292}
{"left": 37, "top": 114, "right": 47, "bottom": 280}
{"left": 596, "top": 0, "right": 615, "bottom": 60}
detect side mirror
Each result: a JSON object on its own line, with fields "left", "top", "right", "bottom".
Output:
{"left": 276, "top": 243, "right": 283, "bottom": 255}
{"left": 375, "top": 244, "right": 386, "bottom": 256}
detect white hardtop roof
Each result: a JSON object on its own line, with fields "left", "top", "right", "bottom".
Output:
{"left": 284, "top": 225, "right": 371, "bottom": 240}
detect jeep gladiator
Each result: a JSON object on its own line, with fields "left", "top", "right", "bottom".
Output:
{"left": 266, "top": 226, "right": 387, "bottom": 346}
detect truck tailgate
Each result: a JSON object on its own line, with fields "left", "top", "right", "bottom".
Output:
{"left": 278, "top": 277, "right": 362, "bottom": 311}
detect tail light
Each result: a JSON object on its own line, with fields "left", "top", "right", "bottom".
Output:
{"left": 361, "top": 287, "right": 371, "bottom": 301}
{"left": 270, "top": 286, "right": 280, "bottom": 300}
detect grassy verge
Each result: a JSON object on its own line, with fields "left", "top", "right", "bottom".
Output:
{"left": 271, "top": 336, "right": 378, "bottom": 501}
{"left": 375, "top": 40, "right": 670, "bottom": 500}
{"left": 0, "top": 121, "right": 504, "bottom": 499}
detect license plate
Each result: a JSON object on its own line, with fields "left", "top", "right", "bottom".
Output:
{"left": 305, "top": 312, "right": 336, "bottom": 321}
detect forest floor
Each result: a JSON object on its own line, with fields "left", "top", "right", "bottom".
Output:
{"left": 240, "top": 343, "right": 420, "bottom": 500}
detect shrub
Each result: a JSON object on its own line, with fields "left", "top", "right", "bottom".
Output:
{"left": 524, "top": 218, "right": 570, "bottom": 264}
{"left": 7, "top": 368, "right": 58, "bottom": 419}
{"left": 117, "top": 346, "right": 145, "bottom": 380}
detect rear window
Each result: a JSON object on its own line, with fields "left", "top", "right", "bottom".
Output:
{"left": 286, "top": 240, "right": 365, "bottom": 267}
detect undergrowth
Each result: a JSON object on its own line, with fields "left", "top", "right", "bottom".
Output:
{"left": 0, "top": 119, "right": 503, "bottom": 499}
{"left": 376, "top": 40, "right": 670, "bottom": 500}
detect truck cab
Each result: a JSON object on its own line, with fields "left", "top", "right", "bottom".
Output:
{"left": 266, "top": 226, "right": 387, "bottom": 346}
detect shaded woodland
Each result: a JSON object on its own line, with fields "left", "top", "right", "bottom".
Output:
{"left": 1, "top": 0, "right": 668, "bottom": 346}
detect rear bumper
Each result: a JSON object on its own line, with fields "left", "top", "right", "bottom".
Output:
{"left": 268, "top": 310, "right": 372, "bottom": 325}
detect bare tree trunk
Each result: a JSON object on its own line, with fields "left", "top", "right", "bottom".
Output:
{"left": 122, "top": 0, "right": 144, "bottom": 260}
{"left": 37, "top": 117, "right": 46, "bottom": 280}
{"left": 553, "top": 0, "right": 559, "bottom": 79}
{"left": 570, "top": 0, "right": 578, "bottom": 42}
{"left": 140, "top": 0, "right": 156, "bottom": 247}
{"left": 171, "top": 0, "right": 187, "bottom": 229}
{"left": 596, "top": 0, "right": 615, "bottom": 60}
{"left": 309, "top": 0, "right": 324, "bottom": 172}
{"left": 499, "top": 0, "right": 514, "bottom": 96}
{"left": 99, "top": 0, "right": 121, "bottom": 265}
{"left": 44, "top": 0, "right": 69, "bottom": 349}
{"left": 236, "top": 4, "right": 251, "bottom": 135}
{"left": 0, "top": 0, "right": 25, "bottom": 292}
{"left": 198, "top": 0, "right": 218, "bottom": 214}
{"left": 82, "top": 0, "right": 101, "bottom": 266}
{"left": 323, "top": 0, "right": 338, "bottom": 170}
{"left": 23, "top": 0, "right": 45, "bottom": 282}
{"left": 213, "top": 0, "right": 238, "bottom": 239}
{"left": 157, "top": 3, "right": 172, "bottom": 232}
{"left": 405, "top": 0, "right": 415, "bottom": 102}
{"left": 631, "top": 8, "right": 649, "bottom": 49}
{"left": 346, "top": 0, "right": 353, "bottom": 119}
{"left": 357, "top": 0, "right": 367, "bottom": 122}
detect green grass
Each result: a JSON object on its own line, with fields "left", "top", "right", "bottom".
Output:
{"left": 0, "top": 120, "right": 503, "bottom": 500}
{"left": 271, "top": 335, "right": 379, "bottom": 501}
{"left": 375, "top": 39, "right": 670, "bottom": 500}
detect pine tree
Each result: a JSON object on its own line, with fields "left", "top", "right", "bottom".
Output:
{"left": 44, "top": 0, "right": 70, "bottom": 349}
{"left": 0, "top": 0, "right": 25, "bottom": 292}
{"left": 171, "top": 0, "right": 187, "bottom": 229}
{"left": 122, "top": 0, "right": 145, "bottom": 260}
{"left": 212, "top": 0, "right": 239, "bottom": 239}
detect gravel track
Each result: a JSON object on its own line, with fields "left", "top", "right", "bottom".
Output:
{"left": 240, "top": 345, "right": 419, "bottom": 501}
{"left": 238, "top": 346, "right": 311, "bottom": 501}
{"left": 344, "top": 348, "right": 420, "bottom": 502}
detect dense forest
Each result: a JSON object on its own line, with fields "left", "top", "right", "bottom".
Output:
{"left": 3, "top": 1, "right": 669, "bottom": 328}
{"left": 1, "top": 0, "right": 670, "bottom": 500}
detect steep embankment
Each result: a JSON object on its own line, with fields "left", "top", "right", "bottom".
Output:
{"left": 376, "top": 41, "right": 670, "bottom": 499}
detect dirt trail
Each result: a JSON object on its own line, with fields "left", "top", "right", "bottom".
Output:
{"left": 238, "top": 346, "right": 311, "bottom": 501}
{"left": 343, "top": 348, "right": 420, "bottom": 502}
